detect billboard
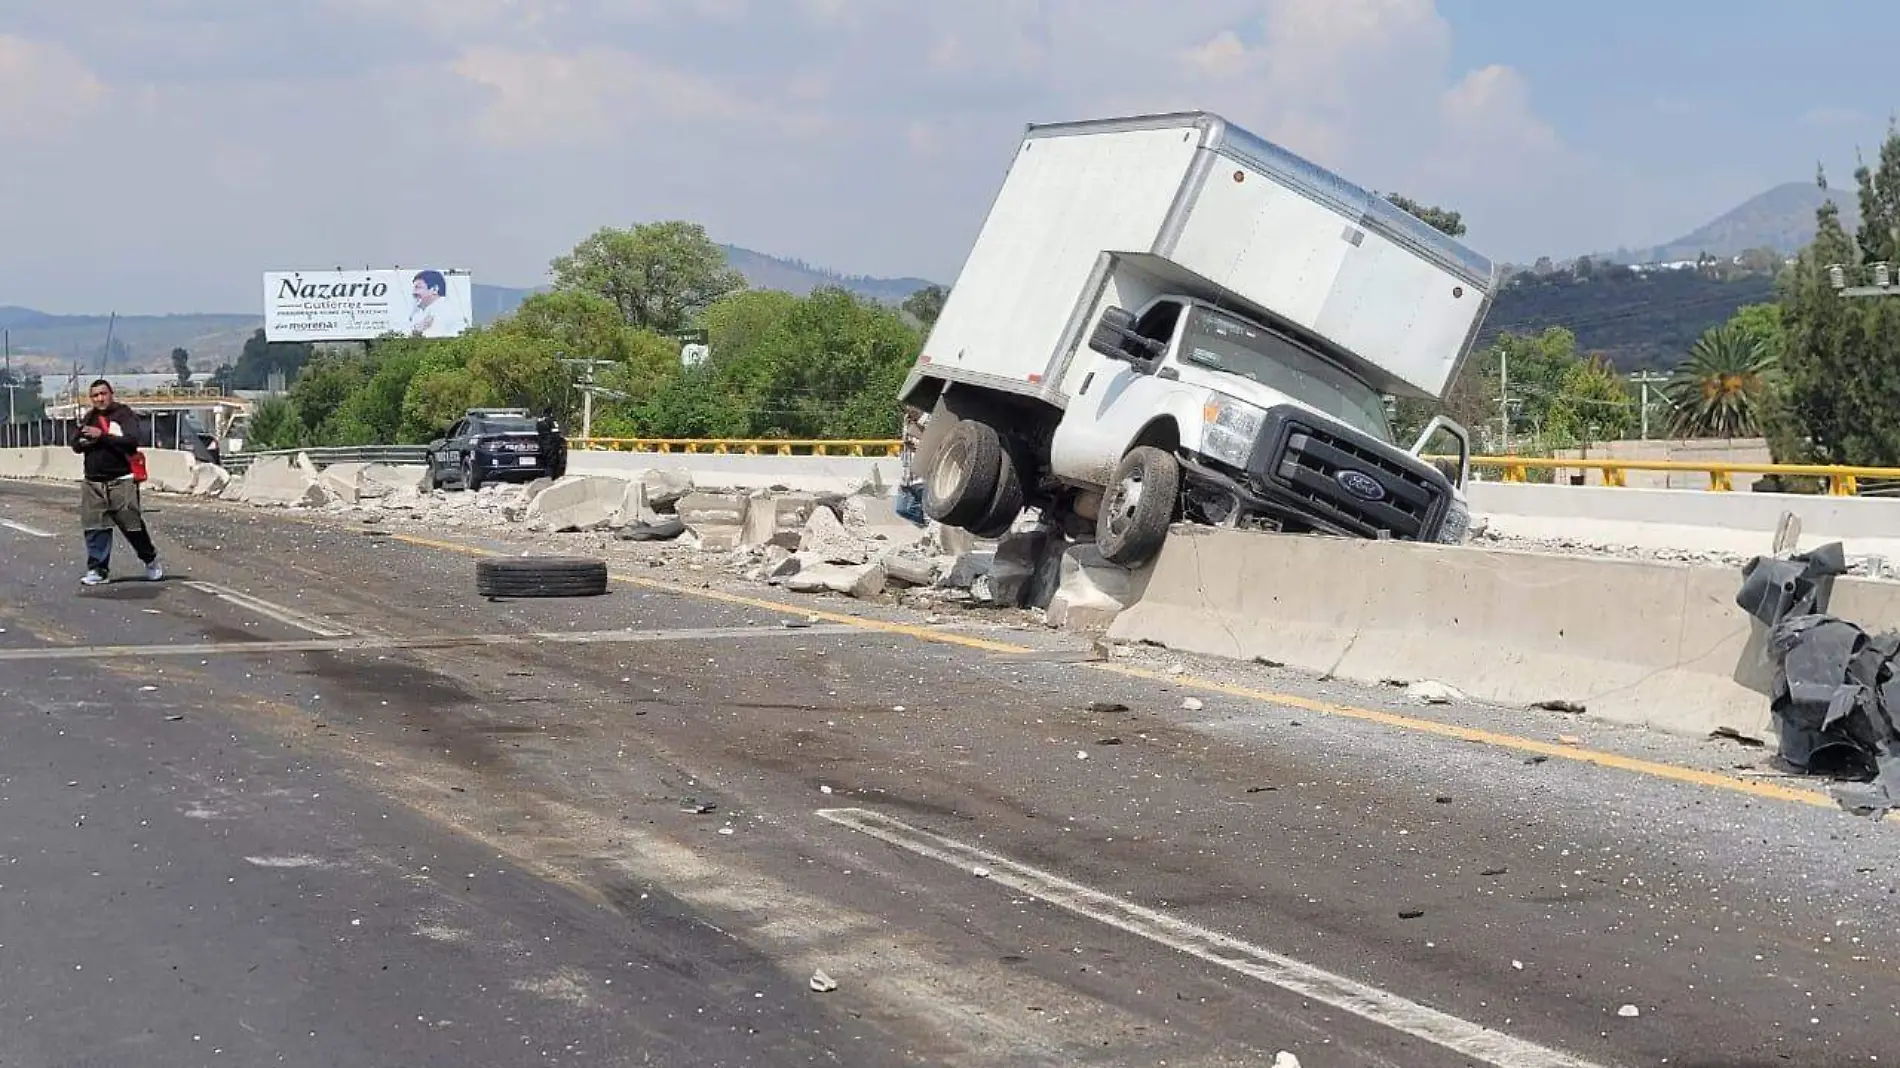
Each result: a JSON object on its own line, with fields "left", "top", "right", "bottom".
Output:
{"left": 262, "top": 268, "right": 474, "bottom": 342}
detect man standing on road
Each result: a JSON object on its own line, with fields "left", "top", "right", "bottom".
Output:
{"left": 70, "top": 379, "right": 162, "bottom": 586}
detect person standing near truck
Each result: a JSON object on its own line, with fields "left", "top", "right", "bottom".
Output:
{"left": 70, "top": 378, "right": 163, "bottom": 586}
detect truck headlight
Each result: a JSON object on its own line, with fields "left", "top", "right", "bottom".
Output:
{"left": 1201, "top": 396, "right": 1265, "bottom": 468}
{"left": 1437, "top": 495, "right": 1470, "bottom": 544}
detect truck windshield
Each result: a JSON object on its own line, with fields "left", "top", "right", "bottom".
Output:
{"left": 1178, "top": 307, "right": 1393, "bottom": 442}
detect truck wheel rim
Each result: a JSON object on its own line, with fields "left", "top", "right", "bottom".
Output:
{"left": 931, "top": 449, "right": 966, "bottom": 501}
{"left": 1105, "top": 472, "right": 1143, "bottom": 536}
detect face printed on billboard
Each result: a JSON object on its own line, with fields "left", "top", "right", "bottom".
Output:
{"left": 263, "top": 268, "right": 473, "bottom": 342}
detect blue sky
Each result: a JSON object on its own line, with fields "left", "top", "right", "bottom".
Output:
{"left": 0, "top": 0, "right": 1892, "bottom": 313}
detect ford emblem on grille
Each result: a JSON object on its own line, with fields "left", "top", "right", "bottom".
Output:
{"left": 1334, "top": 468, "right": 1386, "bottom": 502}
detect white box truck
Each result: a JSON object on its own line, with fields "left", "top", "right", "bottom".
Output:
{"left": 900, "top": 110, "right": 1498, "bottom": 567}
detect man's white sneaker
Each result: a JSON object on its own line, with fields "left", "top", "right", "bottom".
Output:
{"left": 144, "top": 561, "right": 164, "bottom": 582}
{"left": 80, "top": 570, "right": 106, "bottom": 586}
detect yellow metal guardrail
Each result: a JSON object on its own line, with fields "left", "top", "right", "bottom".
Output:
{"left": 573, "top": 437, "right": 903, "bottom": 457}
{"left": 1470, "top": 456, "right": 1900, "bottom": 496}
{"left": 567, "top": 438, "right": 1900, "bottom": 495}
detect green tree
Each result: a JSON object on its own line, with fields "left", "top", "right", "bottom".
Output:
{"left": 1545, "top": 355, "right": 1636, "bottom": 445}
{"left": 1384, "top": 194, "right": 1465, "bottom": 237}
{"left": 170, "top": 347, "right": 192, "bottom": 387}
{"left": 902, "top": 285, "right": 947, "bottom": 331}
{"left": 230, "top": 329, "right": 313, "bottom": 391}
{"left": 286, "top": 351, "right": 370, "bottom": 442}
{"left": 244, "top": 396, "right": 301, "bottom": 451}
{"left": 1771, "top": 146, "right": 1900, "bottom": 466}
{"left": 549, "top": 221, "right": 746, "bottom": 334}
{"left": 1665, "top": 323, "right": 1777, "bottom": 438}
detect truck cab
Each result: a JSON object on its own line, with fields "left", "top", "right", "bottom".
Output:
{"left": 1060, "top": 293, "right": 1470, "bottom": 558}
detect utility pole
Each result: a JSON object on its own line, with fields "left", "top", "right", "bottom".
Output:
{"left": 1630, "top": 371, "right": 1669, "bottom": 439}
{"left": 1498, "top": 345, "right": 1510, "bottom": 452}
{"left": 559, "top": 356, "right": 624, "bottom": 441}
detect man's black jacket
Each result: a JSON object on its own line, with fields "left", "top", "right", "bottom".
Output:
{"left": 70, "top": 402, "right": 144, "bottom": 482}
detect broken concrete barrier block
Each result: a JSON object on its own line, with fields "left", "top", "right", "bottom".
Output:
{"left": 318, "top": 461, "right": 368, "bottom": 505}
{"left": 689, "top": 526, "right": 744, "bottom": 553}
{"left": 799, "top": 505, "right": 869, "bottom": 564}
{"left": 784, "top": 560, "right": 887, "bottom": 599}
{"left": 1045, "top": 545, "right": 1138, "bottom": 631}
{"left": 740, "top": 493, "right": 815, "bottom": 548}
{"left": 880, "top": 553, "right": 942, "bottom": 588}
{"left": 524, "top": 475, "right": 625, "bottom": 532}
{"left": 240, "top": 455, "right": 330, "bottom": 507}
{"left": 190, "top": 463, "right": 231, "bottom": 497}
{"left": 677, "top": 492, "right": 746, "bottom": 527}
{"left": 926, "top": 522, "right": 978, "bottom": 557}
{"left": 638, "top": 468, "right": 695, "bottom": 511}
{"left": 610, "top": 480, "right": 651, "bottom": 529}
{"left": 942, "top": 551, "right": 993, "bottom": 590}
{"left": 361, "top": 463, "right": 427, "bottom": 497}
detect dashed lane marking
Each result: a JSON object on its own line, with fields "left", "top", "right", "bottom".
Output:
{"left": 181, "top": 581, "right": 356, "bottom": 637}
{"left": 818, "top": 806, "right": 1612, "bottom": 1068}
{"left": 0, "top": 624, "right": 862, "bottom": 662}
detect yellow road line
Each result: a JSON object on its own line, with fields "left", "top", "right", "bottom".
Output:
{"left": 395, "top": 532, "right": 1869, "bottom": 817}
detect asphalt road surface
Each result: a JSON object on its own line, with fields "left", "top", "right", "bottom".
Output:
{"left": 1, "top": 478, "right": 1897, "bottom": 1068}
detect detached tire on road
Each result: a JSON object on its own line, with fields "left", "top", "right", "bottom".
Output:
{"left": 1095, "top": 446, "right": 1180, "bottom": 568}
{"left": 925, "top": 419, "right": 1004, "bottom": 528}
{"left": 476, "top": 557, "right": 609, "bottom": 599}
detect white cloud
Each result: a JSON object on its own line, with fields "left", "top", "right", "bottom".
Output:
{"left": 452, "top": 47, "right": 752, "bottom": 146}
{"left": 0, "top": 1, "right": 1622, "bottom": 312}
{"left": 0, "top": 35, "right": 106, "bottom": 138}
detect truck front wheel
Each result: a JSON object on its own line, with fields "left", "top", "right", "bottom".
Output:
{"left": 1096, "top": 446, "right": 1179, "bottom": 567}
{"left": 925, "top": 419, "right": 1004, "bottom": 527}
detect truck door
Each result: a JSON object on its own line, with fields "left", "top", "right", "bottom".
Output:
{"left": 1050, "top": 299, "right": 1193, "bottom": 485}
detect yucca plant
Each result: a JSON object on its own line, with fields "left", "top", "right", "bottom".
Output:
{"left": 1665, "top": 324, "right": 1778, "bottom": 438}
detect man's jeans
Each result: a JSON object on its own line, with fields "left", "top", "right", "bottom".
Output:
{"left": 81, "top": 478, "right": 157, "bottom": 575}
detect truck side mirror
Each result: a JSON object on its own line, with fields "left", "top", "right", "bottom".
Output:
{"left": 1088, "top": 307, "right": 1162, "bottom": 367}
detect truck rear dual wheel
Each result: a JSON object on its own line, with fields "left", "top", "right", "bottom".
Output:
{"left": 1095, "top": 446, "right": 1180, "bottom": 567}
{"left": 926, "top": 419, "right": 1027, "bottom": 537}
{"left": 925, "top": 420, "right": 1004, "bottom": 527}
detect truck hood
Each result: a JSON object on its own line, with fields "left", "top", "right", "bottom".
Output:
{"left": 1170, "top": 361, "right": 1398, "bottom": 449}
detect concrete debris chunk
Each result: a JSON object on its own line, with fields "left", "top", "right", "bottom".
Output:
{"left": 1045, "top": 544, "right": 1139, "bottom": 631}
{"left": 783, "top": 560, "right": 885, "bottom": 600}
{"left": 1406, "top": 680, "right": 1466, "bottom": 705}
{"left": 809, "top": 970, "right": 837, "bottom": 993}
{"left": 525, "top": 475, "right": 626, "bottom": 532}
{"left": 634, "top": 467, "right": 694, "bottom": 511}
{"left": 799, "top": 506, "right": 870, "bottom": 564}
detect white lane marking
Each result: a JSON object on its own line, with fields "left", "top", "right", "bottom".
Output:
{"left": 182, "top": 581, "right": 355, "bottom": 637}
{"left": 244, "top": 855, "right": 328, "bottom": 869}
{"left": 0, "top": 624, "right": 862, "bottom": 662}
{"left": 817, "top": 807, "right": 1610, "bottom": 1068}
{"left": 0, "top": 518, "right": 52, "bottom": 538}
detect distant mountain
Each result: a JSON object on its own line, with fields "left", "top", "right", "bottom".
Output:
{"left": 720, "top": 245, "right": 937, "bottom": 302}
{"left": 1606, "top": 182, "right": 1861, "bottom": 265}
{"left": 0, "top": 246, "right": 939, "bottom": 376}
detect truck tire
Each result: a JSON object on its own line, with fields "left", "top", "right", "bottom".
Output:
{"left": 925, "top": 419, "right": 1004, "bottom": 527}
{"left": 969, "top": 446, "right": 1026, "bottom": 539}
{"left": 476, "top": 557, "right": 609, "bottom": 599}
{"left": 1096, "top": 446, "right": 1179, "bottom": 567}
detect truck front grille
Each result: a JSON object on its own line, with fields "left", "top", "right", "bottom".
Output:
{"left": 1248, "top": 408, "right": 1449, "bottom": 540}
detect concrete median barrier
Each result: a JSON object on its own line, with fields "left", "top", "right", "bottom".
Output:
{"left": 569, "top": 450, "right": 893, "bottom": 495}
{"left": 1107, "top": 524, "right": 1900, "bottom": 743}
{"left": 1468, "top": 481, "right": 1900, "bottom": 558}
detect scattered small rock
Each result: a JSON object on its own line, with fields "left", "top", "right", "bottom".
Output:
{"left": 809, "top": 970, "right": 838, "bottom": 993}
{"left": 1398, "top": 909, "right": 1426, "bottom": 920}
{"left": 1095, "top": 737, "right": 1124, "bottom": 746}
{"left": 1088, "top": 701, "right": 1130, "bottom": 713}
{"left": 1181, "top": 697, "right": 1205, "bottom": 712}
{"left": 1617, "top": 1004, "right": 1641, "bottom": 1018}
{"left": 1533, "top": 699, "right": 1587, "bottom": 715}
{"left": 1271, "top": 1052, "right": 1302, "bottom": 1068}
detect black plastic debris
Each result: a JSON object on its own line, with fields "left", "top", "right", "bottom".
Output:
{"left": 1736, "top": 542, "right": 1900, "bottom": 816}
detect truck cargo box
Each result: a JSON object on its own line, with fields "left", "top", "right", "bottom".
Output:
{"left": 916, "top": 111, "right": 1497, "bottom": 405}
